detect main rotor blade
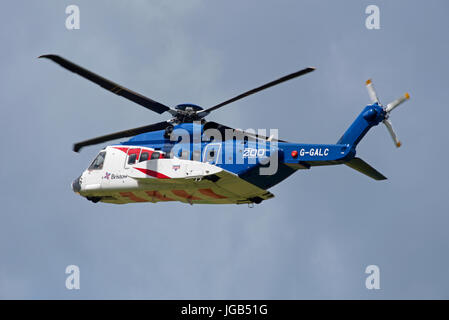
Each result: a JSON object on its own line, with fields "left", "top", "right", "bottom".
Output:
{"left": 73, "top": 121, "right": 171, "bottom": 152}
{"left": 200, "top": 67, "right": 315, "bottom": 116}
{"left": 39, "top": 54, "right": 172, "bottom": 115}
{"left": 203, "top": 121, "right": 287, "bottom": 142}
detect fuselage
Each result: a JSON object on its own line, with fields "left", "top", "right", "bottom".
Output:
{"left": 72, "top": 122, "right": 354, "bottom": 205}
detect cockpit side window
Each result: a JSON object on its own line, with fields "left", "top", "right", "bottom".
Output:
{"left": 88, "top": 151, "right": 106, "bottom": 170}
{"left": 128, "top": 153, "right": 137, "bottom": 165}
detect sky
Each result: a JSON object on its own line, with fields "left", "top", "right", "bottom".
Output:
{"left": 0, "top": 0, "right": 448, "bottom": 299}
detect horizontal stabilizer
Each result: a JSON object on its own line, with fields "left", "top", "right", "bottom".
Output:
{"left": 345, "top": 157, "right": 387, "bottom": 181}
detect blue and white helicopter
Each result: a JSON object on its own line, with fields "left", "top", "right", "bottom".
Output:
{"left": 40, "top": 55, "right": 409, "bottom": 205}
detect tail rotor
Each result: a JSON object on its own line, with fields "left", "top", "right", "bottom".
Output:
{"left": 365, "top": 79, "right": 410, "bottom": 148}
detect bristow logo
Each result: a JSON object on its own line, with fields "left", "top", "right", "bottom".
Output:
{"left": 102, "top": 172, "right": 127, "bottom": 180}
{"left": 172, "top": 165, "right": 180, "bottom": 171}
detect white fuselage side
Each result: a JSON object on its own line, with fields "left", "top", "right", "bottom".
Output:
{"left": 73, "top": 146, "right": 274, "bottom": 205}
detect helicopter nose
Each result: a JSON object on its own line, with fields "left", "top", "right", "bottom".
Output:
{"left": 71, "top": 176, "right": 81, "bottom": 193}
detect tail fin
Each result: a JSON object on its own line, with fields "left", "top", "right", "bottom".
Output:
{"left": 345, "top": 157, "right": 386, "bottom": 180}
{"left": 337, "top": 103, "right": 385, "bottom": 147}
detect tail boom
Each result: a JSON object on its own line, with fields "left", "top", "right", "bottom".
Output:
{"left": 337, "top": 103, "right": 386, "bottom": 147}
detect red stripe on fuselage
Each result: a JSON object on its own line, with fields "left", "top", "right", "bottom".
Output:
{"left": 145, "top": 191, "right": 174, "bottom": 201}
{"left": 133, "top": 167, "right": 170, "bottom": 179}
{"left": 198, "top": 188, "right": 227, "bottom": 199}
{"left": 113, "top": 146, "right": 130, "bottom": 153}
{"left": 119, "top": 192, "right": 147, "bottom": 202}
{"left": 171, "top": 190, "right": 202, "bottom": 200}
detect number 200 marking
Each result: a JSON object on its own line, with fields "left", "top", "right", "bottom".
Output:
{"left": 243, "top": 148, "right": 265, "bottom": 158}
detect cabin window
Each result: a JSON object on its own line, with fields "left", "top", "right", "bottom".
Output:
{"left": 88, "top": 151, "right": 106, "bottom": 170}
{"left": 203, "top": 143, "right": 221, "bottom": 164}
{"left": 126, "top": 148, "right": 141, "bottom": 166}
{"left": 151, "top": 152, "right": 160, "bottom": 160}
{"left": 139, "top": 151, "right": 150, "bottom": 162}
{"left": 205, "top": 150, "right": 216, "bottom": 163}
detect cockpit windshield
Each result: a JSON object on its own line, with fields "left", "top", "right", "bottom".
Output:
{"left": 88, "top": 151, "right": 106, "bottom": 170}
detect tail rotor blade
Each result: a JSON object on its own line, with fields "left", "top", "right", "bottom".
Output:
{"left": 383, "top": 119, "right": 401, "bottom": 148}
{"left": 385, "top": 93, "right": 410, "bottom": 113}
{"left": 366, "top": 79, "right": 379, "bottom": 104}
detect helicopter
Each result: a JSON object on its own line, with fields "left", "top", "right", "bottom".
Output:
{"left": 40, "top": 54, "right": 409, "bottom": 205}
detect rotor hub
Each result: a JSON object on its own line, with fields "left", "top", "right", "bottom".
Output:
{"left": 173, "top": 104, "right": 205, "bottom": 122}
